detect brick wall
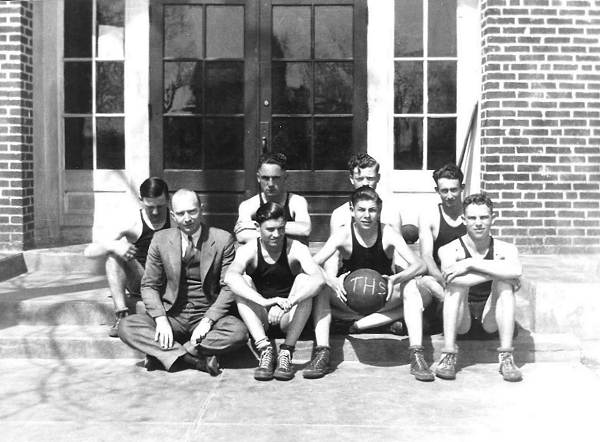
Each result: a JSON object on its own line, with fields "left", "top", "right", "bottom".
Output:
{"left": 0, "top": 1, "right": 34, "bottom": 251}
{"left": 480, "top": 0, "right": 600, "bottom": 254}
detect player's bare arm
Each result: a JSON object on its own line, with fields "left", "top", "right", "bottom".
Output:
{"left": 285, "top": 194, "right": 311, "bottom": 237}
{"left": 286, "top": 242, "right": 325, "bottom": 306}
{"left": 83, "top": 219, "right": 141, "bottom": 260}
{"left": 234, "top": 197, "right": 260, "bottom": 243}
{"left": 312, "top": 229, "right": 350, "bottom": 299}
{"left": 383, "top": 225, "right": 426, "bottom": 287}
{"left": 418, "top": 207, "right": 444, "bottom": 284}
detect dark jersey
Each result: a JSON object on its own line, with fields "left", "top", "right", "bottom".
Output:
{"left": 340, "top": 224, "right": 393, "bottom": 276}
{"left": 256, "top": 193, "right": 294, "bottom": 222}
{"left": 133, "top": 211, "right": 170, "bottom": 267}
{"left": 249, "top": 237, "right": 295, "bottom": 299}
{"left": 458, "top": 236, "right": 494, "bottom": 303}
{"left": 433, "top": 204, "right": 466, "bottom": 266}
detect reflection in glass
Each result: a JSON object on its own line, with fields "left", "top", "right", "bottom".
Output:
{"left": 394, "top": 118, "right": 422, "bottom": 170}
{"left": 272, "top": 63, "right": 311, "bottom": 114}
{"left": 315, "top": 63, "right": 353, "bottom": 114}
{"left": 97, "top": 62, "right": 124, "bottom": 113}
{"left": 65, "top": 117, "right": 93, "bottom": 170}
{"left": 206, "top": 62, "right": 244, "bottom": 114}
{"left": 394, "top": 0, "right": 423, "bottom": 57}
{"left": 272, "top": 6, "right": 311, "bottom": 59}
{"left": 427, "top": 118, "right": 456, "bottom": 170}
{"left": 97, "top": 117, "right": 125, "bottom": 169}
{"left": 206, "top": 6, "right": 244, "bottom": 59}
{"left": 314, "top": 118, "right": 352, "bottom": 170}
{"left": 65, "top": 62, "right": 92, "bottom": 113}
{"left": 315, "top": 6, "right": 353, "bottom": 59}
{"left": 164, "top": 62, "right": 203, "bottom": 114}
{"left": 164, "top": 5, "right": 203, "bottom": 58}
{"left": 428, "top": 61, "right": 457, "bottom": 113}
{"left": 64, "top": 0, "right": 92, "bottom": 58}
{"left": 204, "top": 118, "right": 243, "bottom": 169}
{"left": 394, "top": 61, "right": 423, "bottom": 114}
{"left": 429, "top": 0, "right": 457, "bottom": 57}
{"left": 272, "top": 118, "right": 311, "bottom": 170}
{"left": 97, "top": 0, "right": 124, "bottom": 59}
{"left": 164, "top": 117, "right": 203, "bottom": 169}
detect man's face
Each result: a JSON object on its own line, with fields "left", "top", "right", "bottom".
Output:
{"left": 435, "top": 178, "right": 463, "bottom": 209}
{"left": 462, "top": 203, "right": 493, "bottom": 240}
{"left": 259, "top": 217, "right": 286, "bottom": 248}
{"left": 171, "top": 192, "right": 202, "bottom": 236}
{"left": 141, "top": 194, "right": 169, "bottom": 225}
{"left": 350, "top": 166, "right": 380, "bottom": 190}
{"left": 350, "top": 199, "right": 381, "bottom": 230}
{"left": 257, "top": 164, "right": 286, "bottom": 198}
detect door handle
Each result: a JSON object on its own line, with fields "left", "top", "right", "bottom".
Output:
{"left": 260, "top": 121, "right": 270, "bottom": 153}
{"left": 261, "top": 136, "right": 267, "bottom": 153}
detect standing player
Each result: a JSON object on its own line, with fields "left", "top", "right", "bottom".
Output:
{"left": 235, "top": 152, "right": 311, "bottom": 244}
{"left": 435, "top": 193, "right": 523, "bottom": 382}
{"left": 225, "top": 203, "right": 325, "bottom": 381}
{"left": 312, "top": 187, "right": 434, "bottom": 382}
{"left": 84, "top": 177, "right": 170, "bottom": 337}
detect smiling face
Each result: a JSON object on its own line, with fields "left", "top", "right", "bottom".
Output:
{"left": 349, "top": 166, "right": 380, "bottom": 190}
{"left": 259, "top": 217, "right": 286, "bottom": 249}
{"left": 171, "top": 191, "right": 202, "bottom": 236}
{"left": 350, "top": 198, "right": 381, "bottom": 231}
{"left": 435, "top": 177, "right": 464, "bottom": 210}
{"left": 257, "top": 163, "right": 286, "bottom": 200}
{"left": 462, "top": 203, "right": 494, "bottom": 241}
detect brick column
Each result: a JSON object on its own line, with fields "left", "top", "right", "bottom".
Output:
{"left": 480, "top": 0, "right": 600, "bottom": 254}
{"left": 0, "top": 1, "right": 34, "bottom": 251}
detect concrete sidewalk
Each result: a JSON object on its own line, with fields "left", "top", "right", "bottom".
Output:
{"left": 0, "top": 358, "right": 598, "bottom": 442}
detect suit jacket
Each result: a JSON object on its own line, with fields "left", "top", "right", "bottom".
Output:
{"left": 141, "top": 223, "right": 236, "bottom": 323}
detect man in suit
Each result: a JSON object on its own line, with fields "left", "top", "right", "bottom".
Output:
{"left": 119, "top": 189, "right": 249, "bottom": 375}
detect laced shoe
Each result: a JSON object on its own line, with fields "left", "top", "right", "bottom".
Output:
{"left": 254, "top": 344, "right": 276, "bottom": 381}
{"left": 273, "top": 344, "right": 295, "bottom": 381}
{"left": 435, "top": 351, "right": 457, "bottom": 380}
{"left": 409, "top": 345, "right": 434, "bottom": 382}
{"left": 303, "top": 346, "right": 331, "bottom": 379}
{"left": 498, "top": 350, "right": 522, "bottom": 382}
{"left": 108, "top": 310, "right": 128, "bottom": 338}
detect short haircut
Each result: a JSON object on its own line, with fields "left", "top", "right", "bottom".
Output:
{"left": 257, "top": 152, "right": 287, "bottom": 171}
{"left": 255, "top": 202, "right": 286, "bottom": 225}
{"left": 139, "top": 177, "right": 169, "bottom": 199}
{"left": 350, "top": 185, "right": 382, "bottom": 208}
{"left": 432, "top": 163, "right": 464, "bottom": 185}
{"left": 463, "top": 192, "right": 493, "bottom": 213}
{"left": 348, "top": 153, "right": 380, "bottom": 174}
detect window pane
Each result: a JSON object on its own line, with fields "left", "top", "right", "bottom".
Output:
{"left": 64, "top": 0, "right": 92, "bottom": 58}
{"left": 164, "top": 62, "right": 203, "bottom": 114}
{"left": 97, "top": 0, "right": 124, "bottom": 59}
{"left": 204, "top": 118, "right": 243, "bottom": 169}
{"left": 206, "top": 6, "right": 244, "bottom": 59}
{"left": 164, "top": 5, "right": 203, "bottom": 58}
{"left": 427, "top": 118, "right": 456, "bottom": 170}
{"left": 164, "top": 117, "right": 203, "bottom": 169}
{"left": 272, "top": 62, "right": 312, "bottom": 114}
{"left": 394, "top": 0, "right": 422, "bottom": 57}
{"left": 394, "top": 61, "right": 423, "bottom": 114}
{"left": 315, "top": 6, "right": 353, "bottom": 59}
{"left": 65, "top": 118, "right": 93, "bottom": 170}
{"left": 97, "top": 117, "right": 124, "bottom": 169}
{"left": 206, "top": 62, "right": 244, "bottom": 114}
{"left": 315, "top": 63, "right": 353, "bottom": 114}
{"left": 272, "top": 6, "right": 311, "bottom": 59}
{"left": 429, "top": 0, "right": 457, "bottom": 57}
{"left": 394, "top": 118, "right": 422, "bottom": 170}
{"left": 428, "top": 61, "right": 457, "bottom": 113}
{"left": 96, "top": 62, "right": 124, "bottom": 113}
{"left": 314, "top": 118, "right": 352, "bottom": 170}
{"left": 65, "top": 62, "right": 92, "bottom": 113}
{"left": 272, "top": 118, "right": 311, "bottom": 170}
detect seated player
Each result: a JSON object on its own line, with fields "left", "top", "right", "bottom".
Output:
{"left": 234, "top": 152, "right": 311, "bottom": 244}
{"left": 224, "top": 202, "right": 325, "bottom": 381}
{"left": 313, "top": 186, "right": 436, "bottom": 382}
{"left": 435, "top": 193, "right": 523, "bottom": 382}
{"left": 84, "top": 177, "right": 170, "bottom": 337}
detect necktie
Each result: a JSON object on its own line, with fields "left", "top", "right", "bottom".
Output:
{"left": 183, "top": 234, "right": 195, "bottom": 263}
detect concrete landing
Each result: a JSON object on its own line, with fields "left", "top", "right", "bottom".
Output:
{"left": 0, "top": 359, "right": 597, "bottom": 442}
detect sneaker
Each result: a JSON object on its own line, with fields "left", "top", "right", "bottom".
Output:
{"left": 303, "top": 346, "right": 331, "bottom": 379}
{"left": 435, "top": 352, "right": 457, "bottom": 380}
{"left": 254, "top": 344, "right": 276, "bottom": 381}
{"left": 498, "top": 351, "right": 522, "bottom": 382}
{"left": 108, "top": 310, "right": 128, "bottom": 338}
{"left": 273, "top": 344, "right": 295, "bottom": 381}
{"left": 409, "top": 345, "right": 434, "bottom": 382}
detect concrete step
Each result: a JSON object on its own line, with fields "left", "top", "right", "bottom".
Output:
{"left": 22, "top": 244, "right": 104, "bottom": 275}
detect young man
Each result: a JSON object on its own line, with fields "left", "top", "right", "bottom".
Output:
{"left": 118, "top": 189, "right": 248, "bottom": 375}
{"left": 84, "top": 177, "right": 171, "bottom": 337}
{"left": 235, "top": 152, "right": 311, "bottom": 244}
{"left": 313, "top": 187, "right": 435, "bottom": 382}
{"left": 225, "top": 202, "right": 325, "bottom": 381}
{"left": 435, "top": 193, "right": 523, "bottom": 382}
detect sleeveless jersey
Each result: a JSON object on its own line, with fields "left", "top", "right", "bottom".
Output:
{"left": 249, "top": 237, "right": 295, "bottom": 299}
{"left": 256, "top": 193, "right": 294, "bottom": 222}
{"left": 340, "top": 224, "right": 393, "bottom": 276}
{"left": 433, "top": 204, "right": 466, "bottom": 266}
{"left": 458, "top": 236, "right": 494, "bottom": 303}
{"left": 133, "top": 211, "right": 170, "bottom": 266}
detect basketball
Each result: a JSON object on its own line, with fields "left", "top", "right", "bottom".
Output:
{"left": 401, "top": 224, "right": 419, "bottom": 244}
{"left": 343, "top": 268, "right": 388, "bottom": 315}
